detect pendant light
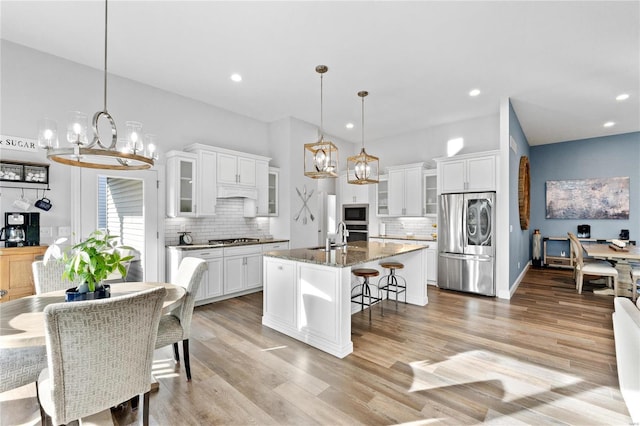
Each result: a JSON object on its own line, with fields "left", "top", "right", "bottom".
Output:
{"left": 304, "top": 65, "right": 338, "bottom": 179}
{"left": 39, "top": 0, "right": 156, "bottom": 170}
{"left": 347, "top": 91, "right": 379, "bottom": 184}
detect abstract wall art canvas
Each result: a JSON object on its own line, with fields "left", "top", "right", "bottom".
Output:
{"left": 546, "top": 177, "right": 629, "bottom": 219}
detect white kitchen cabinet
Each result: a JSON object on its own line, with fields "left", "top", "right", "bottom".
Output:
{"left": 223, "top": 245, "right": 262, "bottom": 294}
{"left": 376, "top": 174, "right": 388, "bottom": 216}
{"left": 426, "top": 242, "right": 438, "bottom": 285}
{"left": 255, "top": 160, "right": 270, "bottom": 216}
{"left": 340, "top": 172, "right": 369, "bottom": 204}
{"left": 387, "top": 163, "right": 424, "bottom": 216}
{"left": 437, "top": 151, "right": 498, "bottom": 193}
{"left": 218, "top": 152, "right": 256, "bottom": 187}
{"left": 166, "top": 247, "right": 223, "bottom": 304}
{"left": 268, "top": 167, "right": 279, "bottom": 216}
{"left": 166, "top": 151, "right": 198, "bottom": 218}
{"left": 263, "top": 257, "right": 297, "bottom": 328}
{"left": 423, "top": 170, "right": 437, "bottom": 217}
{"left": 183, "top": 146, "right": 217, "bottom": 216}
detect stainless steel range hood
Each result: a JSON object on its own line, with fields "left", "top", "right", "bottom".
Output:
{"left": 217, "top": 185, "right": 258, "bottom": 199}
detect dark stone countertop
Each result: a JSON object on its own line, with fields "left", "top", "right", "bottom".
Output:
{"left": 263, "top": 240, "right": 427, "bottom": 268}
{"left": 167, "top": 238, "right": 289, "bottom": 250}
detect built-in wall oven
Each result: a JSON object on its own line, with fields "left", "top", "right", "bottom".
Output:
{"left": 343, "top": 204, "right": 369, "bottom": 242}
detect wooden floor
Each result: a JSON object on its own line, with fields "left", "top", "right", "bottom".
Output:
{"left": 1, "top": 268, "right": 631, "bottom": 425}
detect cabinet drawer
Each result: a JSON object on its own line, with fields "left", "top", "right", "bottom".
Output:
{"left": 185, "top": 248, "right": 223, "bottom": 259}
{"left": 224, "top": 245, "right": 261, "bottom": 257}
{"left": 262, "top": 242, "right": 289, "bottom": 252}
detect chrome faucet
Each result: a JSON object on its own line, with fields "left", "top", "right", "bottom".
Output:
{"left": 335, "top": 221, "right": 349, "bottom": 246}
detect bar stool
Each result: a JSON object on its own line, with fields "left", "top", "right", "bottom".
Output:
{"left": 378, "top": 261, "right": 407, "bottom": 309}
{"left": 351, "top": 268, "right": 382, "bottom": 321}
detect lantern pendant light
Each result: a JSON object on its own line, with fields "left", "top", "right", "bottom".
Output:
{"left": 347, "top": 91, "right": 379, "bottom": 184}
{"left": 304, "top": 65, "right": 338, "bottom": 179}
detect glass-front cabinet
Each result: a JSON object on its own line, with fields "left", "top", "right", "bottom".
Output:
{"left": 166, "top": 151, "right": 197, "bottom": 217}
{"left": 423, "top": 170, "right": 437, "bottom": 217}
{"left": 268, "top": 167, "right": 279, "bottom": 216}
{"left": 376, "top": 174, "right": 388, "bottom": 216}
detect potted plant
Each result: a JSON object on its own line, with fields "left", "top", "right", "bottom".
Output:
{"left": 44, "top": 229, "right": 135, "bottom": 301}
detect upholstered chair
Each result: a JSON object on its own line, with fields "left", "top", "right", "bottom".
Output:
{"left": 155, "top": 257, "right": 207, "bottom": 381}
{"left": 32, "top": 259, "right": 81, "bottom": 294}
{"left": 0, "top": 347, "right": 48, "bottom": 394}
{"left": 37, "top": 286, "right": 166, "bottom": 426}
{"left": 0, "top": 260, "right": 80, "bottom": 395}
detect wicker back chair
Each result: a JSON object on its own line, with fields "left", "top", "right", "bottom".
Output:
{"left": 37, "top": 286, "right": 166, "bottom": 425}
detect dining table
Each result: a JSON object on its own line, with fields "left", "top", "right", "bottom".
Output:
{"left": 581, "top": 242, "right": 640, "bottom": 298}
{"left": 0, "top": 282, "right": 185, "bottom": 350}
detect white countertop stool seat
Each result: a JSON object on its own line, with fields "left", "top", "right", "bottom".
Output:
{"left": 378, "top": 261, "right": 407, "bottom": 310}
{"left": 351, "top": 268, "right": 382, "bottom": 322}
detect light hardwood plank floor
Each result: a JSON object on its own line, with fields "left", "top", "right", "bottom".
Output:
{"left": 0, "top": 268, "right": 631, "bottom": 425}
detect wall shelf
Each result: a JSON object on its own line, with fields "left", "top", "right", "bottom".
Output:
{"left": 0, "top": 160, "right": 49, "bottom": 185}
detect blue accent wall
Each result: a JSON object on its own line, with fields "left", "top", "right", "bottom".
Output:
{"left": 530, "top": 132, "right": 640, "bottom": 242}
{"left": 508, "top": 102, "right": 531, "bottom": 288}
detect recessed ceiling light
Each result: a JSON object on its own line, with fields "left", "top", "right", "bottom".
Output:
{"left": 469, "top": 89, "right": 481, "bottom": 97}
{"left": 346, "top": 123, "right": 354, "bottom": 129}
{"left": 603, "top": 121, "right": 615, "bottom": 128}
{"left": 230, "top": 73, "right": 242, "bottom": 82}
{"left": 616, "top": 93, "right": 629, "bottom": 101}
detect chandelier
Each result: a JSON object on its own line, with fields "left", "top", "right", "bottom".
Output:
{"left": 304, "top": 65, "right": 338, "bottom": 179}
{"left": 347, "top": 91, "right": 378, "bottom": 184}
{"left": 38, "top": 0, "right": 156, "bottom": 170}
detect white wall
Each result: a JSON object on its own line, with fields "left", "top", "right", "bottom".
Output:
{"left": 0, "top": 41, "right": 269, "bottom": 245}
{"left": 368, "top": 114, "right": 500, "bottom": 167}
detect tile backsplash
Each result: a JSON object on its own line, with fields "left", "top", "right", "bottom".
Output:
{"left": 164, "top": 198, "right": 270, "bottom": 245}
{"left": 377, "top": 217, "right": 437, "bottom": 237}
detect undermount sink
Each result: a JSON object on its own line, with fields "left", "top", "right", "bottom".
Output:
{"left": 310, "top": 245, "right": 346, "bottom": 252}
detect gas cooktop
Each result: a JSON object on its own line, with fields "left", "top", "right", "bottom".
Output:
{"left": 207, "top": 238, "right": 260, "bottom": 246}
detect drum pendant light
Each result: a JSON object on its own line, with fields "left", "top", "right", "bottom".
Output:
{"left": 304, "top": 65, "right": 338, "bottom": 179}
{"left": 347, "top": 91, "right": 379, "bottom": 184}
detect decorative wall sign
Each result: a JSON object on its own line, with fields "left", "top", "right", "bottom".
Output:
{"left": 518, "top": 156, "right": 530, "bottom": 230}
{"left": 294, "top": 185, "right": 314, "bottom": 225}
{"left": 0, "top": 135, "right": 39, "bottom": 153}
{"left": 546, "top": 177, "right": 630, "bottom": 219}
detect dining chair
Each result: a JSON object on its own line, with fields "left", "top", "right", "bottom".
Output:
{"left": 36, "top": 286, "right": 166, "bottom": 426}
{"left": 0, "top": 260, "right": 81, "bottom": 395}
{"left": 0, "top": 347, "right": 48, "bottom": 394}
{"left": 155, "top": 257, "right": 207, "bottom": 381}
{"left": 631, "top": 267, "right": 639, "bottom": 302}
{"left": 32, "top": 259, "right": 82, "bottom": 294}
{"left": 567, "top": 232, "right": 618, "bottom": 294}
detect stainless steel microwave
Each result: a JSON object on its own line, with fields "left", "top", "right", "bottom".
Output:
{"left": 343, "top": 204, "right": 368, "bottom": 224}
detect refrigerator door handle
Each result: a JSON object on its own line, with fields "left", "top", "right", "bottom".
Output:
{"left": 440, "top": 252, "right": 493, "bottom": 262}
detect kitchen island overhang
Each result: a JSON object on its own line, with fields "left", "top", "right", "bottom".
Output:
{"left": 262, "top": 240, "right": 430, "bottom": 358}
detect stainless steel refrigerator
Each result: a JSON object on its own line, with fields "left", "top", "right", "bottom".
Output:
{"left": 438, "top": 192, "right": 496, "bottom": 296}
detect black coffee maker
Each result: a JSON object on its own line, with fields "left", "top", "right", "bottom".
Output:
{"left": 0, "top": 212, "right": 40, "bottom": 247}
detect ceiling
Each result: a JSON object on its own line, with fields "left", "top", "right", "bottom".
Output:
{"left": 1, "top": 1, "right": 638, "bottom": 146}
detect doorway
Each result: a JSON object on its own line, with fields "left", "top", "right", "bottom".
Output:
{"left": 77, "top": 169, "right": 159, "bottom": 281}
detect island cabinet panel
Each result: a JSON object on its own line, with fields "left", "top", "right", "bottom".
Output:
{"left": 299, "top": 264, "right": 340, "bottom": 342}
{"left": 263, "top": 258, "right": 296, "bottom": 328}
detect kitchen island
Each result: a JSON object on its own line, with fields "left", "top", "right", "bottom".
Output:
{"left": 262, "top": 240, "right": 428, "bottom": 358}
